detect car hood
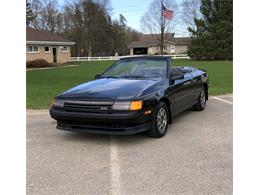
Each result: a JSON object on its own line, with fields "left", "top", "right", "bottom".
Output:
{"left": 58, "top": 78, "right": 161, "bottom": 100}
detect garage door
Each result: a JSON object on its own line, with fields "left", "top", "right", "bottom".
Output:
{"left": 133, "top": 48, "right": 148, "bottom": 55}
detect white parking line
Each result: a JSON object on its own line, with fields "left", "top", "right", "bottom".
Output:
{"left": 212, "top": 96, "right": 233, "bottom": 105}
{"left": 110, "top": 137, "right": 122, "bottom": 195}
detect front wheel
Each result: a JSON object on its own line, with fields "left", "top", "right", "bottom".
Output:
{"left": 148, "top": 102, "right": 169, "bottom": 138}
{"left": 193, "top": 87, "right": 207, "bottom": 111}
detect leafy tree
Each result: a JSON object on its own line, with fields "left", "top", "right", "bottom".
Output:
{"left": 188, "top": 0, "right": 233, "bottom": 60}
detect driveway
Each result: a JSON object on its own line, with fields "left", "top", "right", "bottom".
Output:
{"left": 27, "top": 95, "right": 233, "bottom": 195}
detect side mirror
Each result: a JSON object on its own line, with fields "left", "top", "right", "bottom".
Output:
{"left": 170, "top": 73, "right": 184, "bottom": 80}
{"left": 95, "top": 74, "right": 101, "bottom": 79}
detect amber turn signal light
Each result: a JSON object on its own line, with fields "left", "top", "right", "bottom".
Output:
{"left": 129, "top": 100, "right": 143, "bottom": 111}
{"left": 144, "top": 110, "right": 151, "bottom": 115}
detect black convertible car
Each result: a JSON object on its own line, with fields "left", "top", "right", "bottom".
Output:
{"left": 50, "top": 56, "right": 208, "bottom": 138}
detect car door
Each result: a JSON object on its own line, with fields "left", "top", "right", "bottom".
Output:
{"left": 167, "top": 70, "right": 194, "bottom": 116}
{"left": 190, "top": 70, "right": 204, "bottom": 103}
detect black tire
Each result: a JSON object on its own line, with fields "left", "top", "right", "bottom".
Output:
{"left": 148, "top": 101, "right": 169, "bottom": 138}
{"left": 193, "top": 87, "right": 207, "bottom": 111}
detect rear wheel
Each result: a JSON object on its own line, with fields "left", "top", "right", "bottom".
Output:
{"left": 193, "top": 87, "right": 207, "bottom": 111}
{"left": 148, "top": 102, "right": 169, "bottom": 138}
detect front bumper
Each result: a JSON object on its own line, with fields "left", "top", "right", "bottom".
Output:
{"left": 49, "top": 107, "right": 152, "bottom": 135}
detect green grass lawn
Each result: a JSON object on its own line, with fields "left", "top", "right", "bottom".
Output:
{"left": 26, "top": 59, "right": 232, "bottom": 109}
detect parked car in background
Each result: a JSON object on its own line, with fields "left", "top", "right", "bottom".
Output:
{"left": 50, "top": 56, "right": 209, "bottom": 138}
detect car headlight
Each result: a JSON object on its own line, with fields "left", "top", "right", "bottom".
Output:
{"left": 112, "top": 101, "right": 131, "bottom": 110}
{"left": 51, "top": 99, "right": 64, "bottom": 108}
{"left": 112, "top": 100, "right": 143, "bottom": 111}
{"left": 130, "top": 100, "right": 143, "bottom": 110}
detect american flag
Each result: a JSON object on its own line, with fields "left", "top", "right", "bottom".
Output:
{"left": 162, "top": 4, "right": 173, "bottom": 20}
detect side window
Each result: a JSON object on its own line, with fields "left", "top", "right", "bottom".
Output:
{"left": 170, "top": 68, "right": 183, "bottom": 75}
{"left": 27, "top": 46, "right": 33, "bottom": 52}
{"left": 59, "top": 46, "right": 68, "bottom": 52}
{"left": 44, "top": 46, "right": 50, "bottom": 53}
{"left": 33, "top": 46, "right": 38, "bottom": 52}
{"left": 163, "top": 46, "right": 167, "bottom": 51}
{"left": 27, "top": 46, "right": 39, "bottom": 53}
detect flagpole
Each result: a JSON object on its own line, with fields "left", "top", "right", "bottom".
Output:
{"left": 160, "top": 2, "right": 174, "bottom": 56}
{"left": 160, "top": 0, "right": 164, "bottom": 56}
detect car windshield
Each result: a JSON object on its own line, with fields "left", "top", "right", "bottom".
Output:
{"left": 101, "top": 58, "right": 168, "bottom": 79}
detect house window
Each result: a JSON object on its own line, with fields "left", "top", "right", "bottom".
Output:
{"left": 171, "top": 45, "right": 175, "bottom": 52}
{"left": 27, "top": 46, "right": 39, "bottom": 53}
{"left": 59, "top": 46, "right": 68, "bottom": 52}
{"left": 44, "top": 46, "right": 50, "bottom": 53}
{"left": 163, "top": 46, "right": 167, "bottom": 51}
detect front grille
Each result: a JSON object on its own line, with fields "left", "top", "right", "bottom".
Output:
{"left": 64, "top": 100, "right": 113, "bottom": 113}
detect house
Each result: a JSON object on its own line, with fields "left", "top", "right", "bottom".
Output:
{"left": 26, "top": 27, "right": 75, "bottom": 63}
{"left": 128, "top": 34, "right": 192, "bottom": 55}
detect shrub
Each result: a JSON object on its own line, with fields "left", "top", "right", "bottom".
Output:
{"left": 26, "top": 59, "right": 51, "bottom": 68}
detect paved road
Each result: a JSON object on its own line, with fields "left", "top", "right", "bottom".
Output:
{"left": 27, "top": 95, "right": 233, "bottom": 195}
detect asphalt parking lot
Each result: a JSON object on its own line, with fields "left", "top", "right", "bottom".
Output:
{"left": 27, "top": 94, "right": 233, "bottom": 195}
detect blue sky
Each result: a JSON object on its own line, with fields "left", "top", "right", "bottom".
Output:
{"left": 110, "top": 0, "right": 152, "bottom": 31}
{"left": 110, "top": 0, "right": 188, "bottom": 36}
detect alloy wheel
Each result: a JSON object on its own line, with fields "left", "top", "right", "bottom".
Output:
{"left": 200, "top": 90, "right": 206, "bottom": 108}
{"left": 157, "top": 107, "right": 167, "bottom": 133}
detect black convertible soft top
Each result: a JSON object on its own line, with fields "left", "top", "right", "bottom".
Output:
{"left": 120, "top": 56, "right": 171, "bottom": 61}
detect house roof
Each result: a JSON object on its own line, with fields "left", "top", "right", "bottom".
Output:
{"left": 128, "top": 34, "right": 192, "bottom": 48}
{"left": 26, "top": 27, "right": 75, "bottom": 45}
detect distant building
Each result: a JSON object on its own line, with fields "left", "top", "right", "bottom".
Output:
{"left": 128, "top": 34, "right": 192, "bottom": 55}
{"left": 26, "top": 27, "right": 75, "bottom": 63}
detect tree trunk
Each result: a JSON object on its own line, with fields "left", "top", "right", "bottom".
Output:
{"left": 88, "top": 39, "right": 92, "bottom": 57}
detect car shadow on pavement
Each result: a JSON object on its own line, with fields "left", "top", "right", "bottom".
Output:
{"left": 171, "top": 109, "right": 194, "bottom": 124}
{"left": 60, "top": 130, "right": 149, "bottom": 145}
{"left": 60, "top": 131, "right": 111, "bottom": 144}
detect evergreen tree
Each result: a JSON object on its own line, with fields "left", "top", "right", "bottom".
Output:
{"left": 188, "top": 0, "right": 233, "bottom": 60}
